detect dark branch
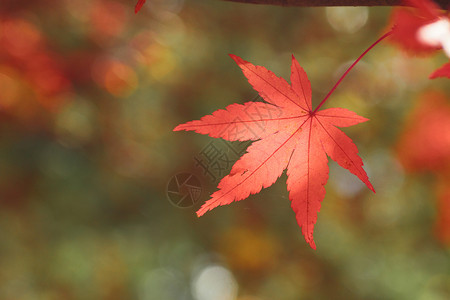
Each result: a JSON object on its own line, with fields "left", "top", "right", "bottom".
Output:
{"left": 222, "top": 0, "right": 449, "bottom": 8}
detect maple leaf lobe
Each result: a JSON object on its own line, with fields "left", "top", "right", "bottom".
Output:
{"left": 229, "top": 54, "right": 310, "bottom": 112}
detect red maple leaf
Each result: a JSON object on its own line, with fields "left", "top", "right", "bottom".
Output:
{"left": 389, "top": 0, "right": 450, "bottom": 78}
{"left": 135, "top": 0, "right": 146, "bottom": 14}
{"left": 174, "top": 55, "right": 375, "bottom": 249}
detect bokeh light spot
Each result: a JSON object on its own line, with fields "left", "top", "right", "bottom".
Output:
{"left": 1, "top": 18, "right": 43, "bottom": 57}
{"left": 55, "top": 98, "right": 96, "bottom": 146}
{"left": 192, "top": 264, "right": 238, "bottom": 300}
{"left": 145, "top": 45, "right": 177, "bottom": 81}
{"left": 89, "top": 0, "right": 128, "bottom": 45}
{"left": 138, "top": 268, "right": 187, "bottom": 300}
{"left": 0, "top": 67, "right": 22, "bottom": 109}
{"left": 326, "top": 7, "right": 369, "bottom": 34}
{"left": 92, "top": 58, "right": 138, "bottom": 97}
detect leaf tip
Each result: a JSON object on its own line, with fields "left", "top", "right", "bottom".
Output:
{"left": 173, "top": 124, "right": 183, "bottom": 132}
{"left": 291, "top": 54, "right": 300, "bottom": 65}
{"left": 173, "top": 121, "right": 194, "bottom": 132}
{"left": 196, "top": 205, "right": 209, "bottom": 217}
{"left": 229, "top": 53, "right": 243, "bottom": 65}
{"left": 302, "top": 226, "right": 317, "bottom": 250}
{"left": 364, "top": 178, "right": 375, "bottom": 193}
{"left": 307, "top": 237, "right": 317, "bottom": 250}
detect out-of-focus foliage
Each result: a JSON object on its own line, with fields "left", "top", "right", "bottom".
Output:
{"left": 0, "top": 0, "right": 449, "bottom": 299}
{"left": 396, "top": 91, "right": 450, "bottom": 245}
{"left": 387, "top": 0, "right": 450, "bottom": 78}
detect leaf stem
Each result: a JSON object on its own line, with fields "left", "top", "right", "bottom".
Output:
{"left": 313, "top": 30, "right": 394, "bottom": 113}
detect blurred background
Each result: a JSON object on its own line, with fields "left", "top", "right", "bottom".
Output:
{"left": 0, "top": 0, "right": 449, "bottom": 299}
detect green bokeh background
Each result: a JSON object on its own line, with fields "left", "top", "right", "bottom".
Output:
{"left": 0, "top": 0, "right": 449, "bottom": 299}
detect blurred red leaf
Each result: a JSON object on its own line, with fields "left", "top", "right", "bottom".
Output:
{"left": 0, "top": 17, "right": 71, "bottom": 113}
{"left": 430, "top": 62, "right": 450, "bottom": 78}
{"left": 396, "top": 91, "right": 450, "bottom": 172}
{"left": 389, "top": 0, "right": 450, "bottom": 79}
{"left": 175, "top": 55, "right": 374, "bottom": 249}
{"left": 135, "top": 0, "right": 146, "bottom": 14}
{"left": 389, "top": 0, "right": 441, "bottom": 55}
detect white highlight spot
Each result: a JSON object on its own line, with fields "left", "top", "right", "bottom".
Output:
{"left": 192, "top": 265, "right": 238, "bottom": 300}
{"left": 326, "top": 7, "right": 369, "bottom": 34}
{"left": 418, "top": 18, "right": 450, "bottom": 58}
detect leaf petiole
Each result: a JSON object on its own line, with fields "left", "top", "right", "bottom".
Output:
{"left": 313, "top": 30, "right": 394, "bottom": 113}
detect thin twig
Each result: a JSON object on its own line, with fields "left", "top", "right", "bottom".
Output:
{"left": 222, "top": 0, "right": 449, "bottom": 8}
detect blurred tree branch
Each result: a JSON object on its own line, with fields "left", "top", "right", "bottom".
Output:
{"left": 222, "top": 0, "right": 449, "bottom": 8}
